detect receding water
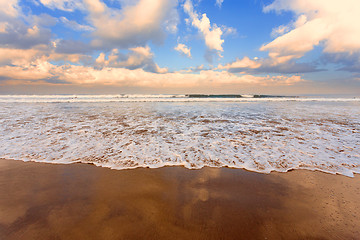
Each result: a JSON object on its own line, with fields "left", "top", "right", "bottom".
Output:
{"left": 0, "top": 95, "right": 359, "bottom": 176}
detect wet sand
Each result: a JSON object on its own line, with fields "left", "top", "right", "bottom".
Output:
{"left": 0, "top": 159, "right": 359, "bottom": 240}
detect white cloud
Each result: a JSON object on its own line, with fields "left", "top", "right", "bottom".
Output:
{"left": 0, "top": 59, "right": 305, "bottom": 88}
{"left": 0, "top": 48, "right": 43, "bottom": 66}
{"left": 177, "top": 64, "right": 205, "bottom": 73}
{"left": 84, "top": 0, "right": 179, "bottom": 49}
{"left": 59, "top": 17, "right": 94, "bottom": 32}
{"left": 174, "top": 43, "right": 192, "bottom": 58}
{"left": 95, "top": 46, "right": 168, "bottom": 73}
{"left": 183, "top": 0, "right": 224, "bottom": 53}
{"left": 32, "top": 13, "right": 57, "bottom": 27}
{"left": 0, "top": 60, "right": 54, "bottom": 81}
{"left": 54, "top": 39, "right": 92, "bottom": 54}
{"left": 218, "top": 57, "right": 261, "bottom": 70}
{"left": 164, "top": 7, "right": 179, "bottom": 33}
{"left": 0, "top": 3, "right": 55, "bottom": 50}
{"left": 49, "top": 53, "right": 91, "bottom": 63}
{"left": 215, "top": 0, "right": 224, "bottom": 8}
{"left": 218, "top": 56, "right": 319, "bottom": 74}
{"left": 222, "top": 25, "right": 237, "bottom": 37}
{"left": 262, "top": 0, "right": 360, "bottom": 63}
{"left": 0, "top": 45, "right": 92, "bottom": 67}
{"left": 0, "top": 0, "right": 19, "bottom": 18}
{"left": 0, "top": 22, "right": 52, "bottom": 49}
{"left": 270, "top": 25, "right": 290, "bottom": 38}
{"left": 0, "top": 23, "right": 7, "bottom": 33}
{"left": 38, "top": 0, "right": 84, "bottom": 12}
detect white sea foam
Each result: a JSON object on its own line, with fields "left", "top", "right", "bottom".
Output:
{"left": 0, "top": 97, "right": 359, "bottom": 176}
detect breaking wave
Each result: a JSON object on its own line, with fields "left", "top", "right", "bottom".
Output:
{"left": 0, "top": 96, "right": 359, "bottom": 176}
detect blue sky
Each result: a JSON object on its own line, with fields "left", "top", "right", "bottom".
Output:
{"left": 0, "top": 0, "right": 359, "bottom": 94}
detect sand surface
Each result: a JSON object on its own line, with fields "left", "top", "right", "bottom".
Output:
{"left": 0, "top": 158, "right": 359, "bottom": 240}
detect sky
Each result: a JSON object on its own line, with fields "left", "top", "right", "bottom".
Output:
{"left": 0, "top": 0, "right": 359, "bottom": 95}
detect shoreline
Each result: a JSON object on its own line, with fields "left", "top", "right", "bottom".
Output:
{"left": 1, "top": 158, "right": 359, "bottom": 239}
{"left": 2, "top": 158, "right": 358, "bottom": 178}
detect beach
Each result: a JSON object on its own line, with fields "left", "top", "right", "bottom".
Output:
{"left": 1, "top": 158, "right": 359, "bottom": 240}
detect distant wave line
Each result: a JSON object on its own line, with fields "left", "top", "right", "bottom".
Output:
{"left": 0, "top": 94, "right": 359, "bottom": 103}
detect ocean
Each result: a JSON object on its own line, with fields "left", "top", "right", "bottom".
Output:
{"left": 0, "top": 94, "right": 359, "bottom": 176}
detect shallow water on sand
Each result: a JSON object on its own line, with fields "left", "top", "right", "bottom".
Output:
{"left": 0, "top": 95, "right": 359, "bottom": 176}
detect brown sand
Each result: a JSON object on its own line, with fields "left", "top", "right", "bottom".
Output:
{"left": 0, "top": 159, "right": 359, "bottom": 240}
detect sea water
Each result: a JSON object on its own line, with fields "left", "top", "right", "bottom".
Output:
{"left": 0, "top": 95, "right": 359, "bottom": 176}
